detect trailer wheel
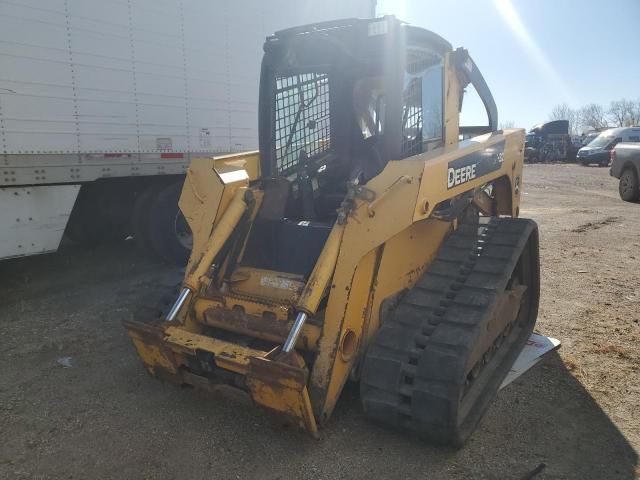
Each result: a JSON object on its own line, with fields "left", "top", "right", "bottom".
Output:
{"left": 130, "top": 270, "right": 184, "bottom": 323}
{"left": 131, "top": 184, "right": 161, "bottom": 252}
{"left": 64, "top": 183, "right": 122, "bottom": 246}
{"left": 147, "top": 182, "right": 192, "bottom": 265}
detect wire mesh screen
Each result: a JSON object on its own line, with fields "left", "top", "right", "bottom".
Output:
{"left": 274, "top": 73, "right": 331, "bottom": 175}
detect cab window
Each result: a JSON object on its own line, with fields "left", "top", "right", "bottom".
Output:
{"left": 401, "top": 48, "right": 444, "bottom": 157}
{"left": 459, "top": 83, "right": 488, "bottom": 140}
{"left": 353, "top": 77, "right": 386, "bottom": 139}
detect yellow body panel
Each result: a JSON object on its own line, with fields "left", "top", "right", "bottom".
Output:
{"left": 246, "top": 353, "right": 319, "bottom": 437}
{"left": 228, "top": 267, "right": 306, "bottom": 304}
{"left": 128, "top": 330, "right": 178, "bottom": 375}
{"left": 213, "top": 151, "right": 261, "bottom": 181}
{"left": 415, "top": 130, "right": 524, "bottom": 221}
{"left": 185, "top": 187, "right": 248, "bottom": 290}
{"left": 297, "top": 223, "right": 345, "bottom": 314}
{"left": 364, "top": 218, "right": 452, "bottom": 345}
{"left": 180, "top": 157, "right": 250, "bottom": 278}
{"left": 194, "top": 297, "right": 322, "bottom": 352}
{"left": 125, "top": 319, "right": 319, "bottom": 434}
{"left": 313, "top": 248, "right": 378, "bottom": 418}
{"left": 195, "top": 295, "right": 290, "bottom": 322}
{"left": 164, "top": 326, "right": 265, "bottom": 375}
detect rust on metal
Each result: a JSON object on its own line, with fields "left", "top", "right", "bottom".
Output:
{"left": 246, "top": 352, "right": 319, "bottom": 437}
{"left": 248, "top": 354, "right": 308, "bottom": 388}
{"left": 202, "top": 307, "right": 321, "bottom": 351}
{"left": 123, "top": 320, "right": 179, "bottom": 374}
{"left": 163, "top": 326, "right": 266, "bottom": 375}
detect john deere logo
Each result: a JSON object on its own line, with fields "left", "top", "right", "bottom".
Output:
{"left": 447, "top": 141, "right": 506, "bottom": 189}
{"left": 448, "top": 164, "right": 477, "bottom": 188}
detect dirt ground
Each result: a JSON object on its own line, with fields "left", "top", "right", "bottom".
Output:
{"left": 1, "top": 164, "right": 639, "bottom": 479}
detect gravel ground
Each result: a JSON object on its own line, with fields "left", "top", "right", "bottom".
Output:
{"left": 1, "top": 164, "right": 639, "bottom": 479}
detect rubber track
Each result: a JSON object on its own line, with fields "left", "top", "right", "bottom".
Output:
{"left": 360, "top": 217, "right": 539, "bottom": 446}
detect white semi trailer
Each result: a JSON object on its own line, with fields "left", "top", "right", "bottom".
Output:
{"left": 0, "top": 0, "right": 376, "bottom": 263}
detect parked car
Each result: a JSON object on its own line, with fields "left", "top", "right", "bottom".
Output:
{"left": 580, "top": 131, "right": 602, "bottom": 146}
{"left": 610, "top": 142, "right": 640, "bottom": 201}
{"left": 577, "top": 127, "right": 640, "bottom": 167}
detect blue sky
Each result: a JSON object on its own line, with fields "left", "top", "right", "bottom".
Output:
{"left": 377, "top": 0, "right": 640, "bottom": 130}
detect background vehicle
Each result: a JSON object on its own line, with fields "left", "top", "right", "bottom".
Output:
{"left": 524, "top": 120, "right": 575, "bottom": 163}
{"left": 580, "top": 129, "right": 605, "bottom": 147}
{"left": 126, "top": 16, "right": 541, "bottom": 447}
{"left": 610, "top": 142, "right": 640, "bottom": 201}
{"left": 0, "top": 0, "right": 375, "bottom": 263}
{"left": 577, "top": 127, "right": 640, "bottom": 167}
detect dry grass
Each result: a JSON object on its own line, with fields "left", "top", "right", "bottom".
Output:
{"left": 571, "top": 216, "right": 621, "bottom": 233}
{"left": 563, "top": 354, "right": 588, "bottom": 381}
{"left": 590, "top": 343, "right": 634, "bottom": 361}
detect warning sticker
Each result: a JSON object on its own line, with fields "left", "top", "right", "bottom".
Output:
{"left": 199, "top": 128, "right": 211, "bottom": 149}
{"left": 156, "top": 137, "right": 173, "bottom": 151}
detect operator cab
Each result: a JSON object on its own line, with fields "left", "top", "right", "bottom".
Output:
{"left": 241, "top": 16, "right": 497, "bottom": 278}
{"left": 255, "top": 17, "right": 455, "bottom": 221}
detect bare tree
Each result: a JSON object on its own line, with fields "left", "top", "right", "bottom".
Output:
{"left": 629, "top": 100, "right": 640, "bottom": 126}
{"left": 549, "top": 103, "right": 578, "bottom": 135}
{"left": 546, "top": 99, "right": 639, "bottom": 134}
{"left": 608, "top": 100, "right": 626, "bottom": 127}
{"left": 607, "top": 99, "right": 636, "bottom": 127}
{"left": 499, "top": 120, "right": 516, "bottom": 129}
{"left": 578, "top": 103, "right": 608, "bottom": 132}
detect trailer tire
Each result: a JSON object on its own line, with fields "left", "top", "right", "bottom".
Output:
{"left": 64, "top": 183, "right": 122, "bottom": 246}
{"left": 131, "top": 184, "right": 161, "bottom": 252}
{"left": 130, "top": 270, "right": 184, "bottom": 323}
{"left": 147, "top": 182, "right": 192, "bottom": 266}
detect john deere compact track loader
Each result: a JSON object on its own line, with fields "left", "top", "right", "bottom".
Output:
{"left": 125, "top": 16, "right": 540, "bottom": 446}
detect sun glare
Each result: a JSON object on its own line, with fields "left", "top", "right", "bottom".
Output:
{"left": 492, "top": 0, "right": 575, "bottom": 104}
{"left": 377, "top": 0, "right": 407, "bottom": 19}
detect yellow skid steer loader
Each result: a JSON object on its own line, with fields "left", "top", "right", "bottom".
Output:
{"left": 125, "top": 16, "right": 540, "bottom": 446}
